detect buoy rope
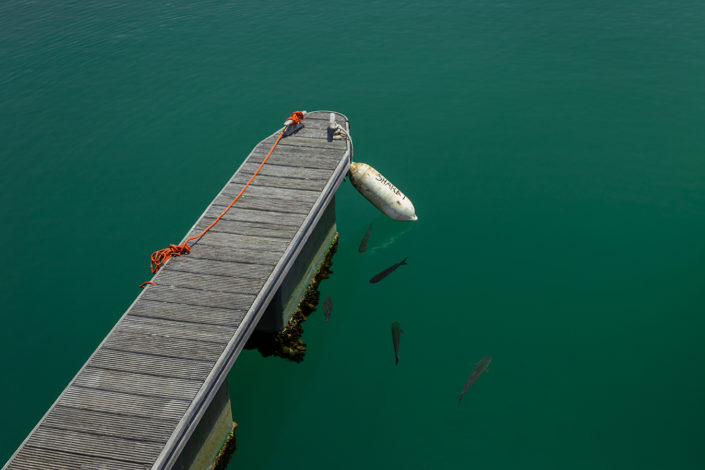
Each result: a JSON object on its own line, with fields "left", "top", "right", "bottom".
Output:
{"left": 146, "top": 111, "right": 306, "bottom": 277}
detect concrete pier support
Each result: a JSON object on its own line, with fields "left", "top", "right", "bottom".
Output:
{"left": 257, "top": 197, "right": 337, "bottom": 332}
{"left": 173, "top": 381, "right": 235, "bottom": 470}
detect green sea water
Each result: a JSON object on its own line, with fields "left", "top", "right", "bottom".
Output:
{"left": 2, "top": 1, "right": 704, "bottom": 468}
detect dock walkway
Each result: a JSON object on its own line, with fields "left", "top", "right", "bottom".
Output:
{"left": 4, "top": 111, "right": 351, "bottom": 469}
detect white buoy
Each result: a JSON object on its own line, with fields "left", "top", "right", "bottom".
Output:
{"left": 349, "top": 162, "right": 418, "bottom": 221}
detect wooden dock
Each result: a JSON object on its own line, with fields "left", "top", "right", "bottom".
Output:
{"left": 3, "top": 111, "right": 352, "bottom": 470}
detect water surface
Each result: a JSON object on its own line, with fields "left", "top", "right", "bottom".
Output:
{"left": 1, "top": 1, "right": 704, "bottom": 468}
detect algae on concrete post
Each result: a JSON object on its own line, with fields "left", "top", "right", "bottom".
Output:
{"left": 245, "top": 233, "right": 338, "bottom": 362}
{"left": 172, "top": 381, "right": 235, "bottom": 470}
{"left": 257, "top": 197, "right": 338, "bottom": 332}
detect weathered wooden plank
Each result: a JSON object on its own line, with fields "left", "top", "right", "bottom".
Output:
{"left": 75, "top": 367, "right": 202, "bottom": 401}
{"left": 27, "top": 427, "right": 162, "bottom": 465}
{"left": 290, "top": 127, "right": 332, "bottom": 140}
{"left": 217, "top": 182, "right": 321, "bottom": 204}
{"left": 103, "top": 330, "right": 226, "bottom": 362}
{"left": 237, "top": 161, "right": 332, "bottom": 180}
{"left": 231, "top": 173, "right": 328, "bottom": 191}
{"left": 58, "top": 386, "right": 189, "bottom": 421}
{"left": 162, "top": 257, "right": 275, "bottom": 280}
{"left": 184, "top": 243, "right": 285, "bottom": 265}
{"left": 192, "top": 218, "right": 299, "bottom": 239}
{"left": 9, "top": 446, "right": 148, "bottom": 470}
{"left": 260, "top": 135, "right": 347, "bottom": 150}
{"left": 42, "top": 406, "right": 178, "bottom": 444}
{"left": 151, "top": 270, "right": 266, "bottom": 296}
{"left": 119, "top": 315, "right": 236, "bottom": 343}
{"left": 128, "top": 299, "right": 247, "bottom": 328}
{"left": 249, "top": 143, "right": 344, "bottom": 159}
{"left": 196, "top": 231, "right": 290, "bottom": 253}
{"left": 246, "top": 148, "right": 343, "bottom": 169}
{"left": 140, "top": 285, "right": 255, "bottom": 311}
{"left": 88, "top": 347, "right": 215, "bottom": 381}
{"left": 209, "top": 195, "right": 312, "bottom": 215}
{"left": 200, "top": 204, "right": 308, "bottom": 226}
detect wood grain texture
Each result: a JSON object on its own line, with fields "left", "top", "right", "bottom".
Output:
{"left": 196, "top": 231, "right": 291, "bottom": 253}
{"left": 117, "top": 315, "right": 236, "bottom": 344}
{"left": 88, "top": 347, "right": 216, "bottom": 380}
{"left": 246, "top": 148, "right": 342, "bottom": 169}
{"left": 236, "top": 161, "right": 331, "bottom": 180}
{"left": 27, "top": 427, "right": 163, "bottom": 465}
{"left": 57, "top": 386, "right": 190, "bottom": 421}
{"left": 8, "top": 446, "right": 150, "bottom": 470}
{"left": 231, "top": 173, "right": 328, "bottom": 191}
{"left": 200, "top": 205, "right": 308, "bottom": 225}
{"left": 74, "top": 367, "right": 203, "bottom": 401}
{"left": 157, "top": 256, "right": 275, "bottom": 280}
{"left": 261, "top": 135, "right": 347, "bottom": 150}
{"left": 193, "top": 218, "right": 299, "bottom": 239}
{"left": 210, "top": 196, "right": 312, "bottom": 215}
{"left": 43, "top": 406, "right": 178, "bottom": 444}
{"left": 102, "top": 330, "right": 227, "bottom": 362}
{"left": 151, "top": 270, "right": 267, "bottom": 296}
{"left": 215, "top": 183, "right": 320, "bottom": 206}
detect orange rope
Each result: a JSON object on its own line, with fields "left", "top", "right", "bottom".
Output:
{"left": 148, "top": 111, "right": 306, "bottom": 274}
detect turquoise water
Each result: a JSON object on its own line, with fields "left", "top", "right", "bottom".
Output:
{"left": 2, "top": 1, "right": 705, "bottom": 468}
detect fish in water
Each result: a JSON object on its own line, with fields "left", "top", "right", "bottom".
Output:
{"left": 358, "top": 223, "right": 372, "bottom": 253}
{"left": 457, "top": 356, "right": 492, "bottom": 403}
{"left": 323, "top": 297, "right": 332, "bottom": 322}
{"left": 391, "top": 321, "right": 403, "bottom": 365}
{"left": 369, "top": 257, "right": 408, "bottom": 284}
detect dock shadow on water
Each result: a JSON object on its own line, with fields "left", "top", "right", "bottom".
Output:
{"left": 244, "top": 236, "right": 338, "bottom": 363}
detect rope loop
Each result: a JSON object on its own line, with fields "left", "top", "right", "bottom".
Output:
{"left": 287, "top": 111, "right": 305, "bottom": 125}
{"left": 150, "top": 243, "right": 191, "bottom": 273}
{"left": 143, "top": 110, "right": 302, "bottom": 281}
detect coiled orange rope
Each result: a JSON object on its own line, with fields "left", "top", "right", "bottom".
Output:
{"left": 146, "top": 111, "right": 306, "bottom": 277}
